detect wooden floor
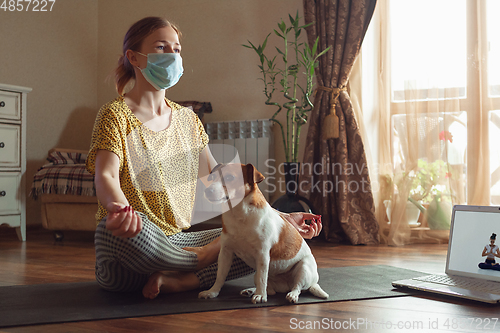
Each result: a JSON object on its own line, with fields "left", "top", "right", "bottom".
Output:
{"left": 0, "top": 226, "right": 498, "bottom": 333}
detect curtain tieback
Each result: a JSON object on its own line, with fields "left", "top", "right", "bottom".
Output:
{"left": 314, "top": 86, "right": 347, "bottom": 140}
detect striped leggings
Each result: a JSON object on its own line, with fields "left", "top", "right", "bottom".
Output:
{"left": 94, "top": 212, "right": 254, "bottom": 292}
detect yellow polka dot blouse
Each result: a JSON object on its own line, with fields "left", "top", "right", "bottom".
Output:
{"left": 86, "top": 96, "right": 209, "bottom": 236}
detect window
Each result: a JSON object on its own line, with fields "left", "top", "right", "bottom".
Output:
{"left": 390, "top": 0, "right": 467, "bottom": 102}
{"left": 387, "top": 0, "right": 500, "bottom": 204}
{"left": 487, "top": 0, "right": 500, "bottom": 97}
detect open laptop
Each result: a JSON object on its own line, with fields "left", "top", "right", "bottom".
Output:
{"left": 392, "top": 205, "right": 500, "bottom": 304}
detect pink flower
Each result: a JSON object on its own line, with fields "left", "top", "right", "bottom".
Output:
{"left": 439, "top": 130, "right": 453, "bottom": 143}
{"left": 445, "top": 172, "right": 452, "bottom": 178}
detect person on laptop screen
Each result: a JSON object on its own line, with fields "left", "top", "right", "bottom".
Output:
{"left": 478, "top": 233, "right": 500, "bottom": 270}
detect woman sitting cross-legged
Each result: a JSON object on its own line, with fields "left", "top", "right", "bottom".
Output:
{"left": 86, "top": 16, "right": 322, "bottom": 299}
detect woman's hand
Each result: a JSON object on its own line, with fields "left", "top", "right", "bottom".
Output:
{"left": 105, "top": 202, "right": 143, "bottom": 238}
{"left": 278, "top": 211, "right": 322, "bottom": 239}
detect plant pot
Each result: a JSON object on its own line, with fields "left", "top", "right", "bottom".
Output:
{"left": 426, "top": 195, "right": 452, "bottom": 230}
{"left": 409, "top": 195, "right": 451, "bottom": 230}
{"left": 383, "top": 199, "right": 421, "bottom": 226}
{"left": 405, "top": 201, "right": 421, "bottom": 226}
{"left": 271, "top": 162, "right": 315, "bottom": 214}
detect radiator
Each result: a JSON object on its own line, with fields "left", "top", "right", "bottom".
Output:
{"left": 191, "top": 119, "right": 274, "bottom": 223}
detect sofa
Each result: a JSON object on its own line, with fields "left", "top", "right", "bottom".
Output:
{"left": 31, "top": 148, "right": 98, "bottom": 235}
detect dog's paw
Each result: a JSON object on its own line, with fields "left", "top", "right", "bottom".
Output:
{"left": 286, "top": 291, "right": 300, "bottom": 303}
{"left": 240, "top": 288, "right": 256, "bottom": 297}
{"left": 251, "top": 294, "right": 267, "bottom": 304}
{"left": 198, "top": 290, "right": 219, "bottom": 299}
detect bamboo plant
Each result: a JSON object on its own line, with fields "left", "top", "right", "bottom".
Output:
{"left": 243, "top": 12, "right": 329, "bottom": 163}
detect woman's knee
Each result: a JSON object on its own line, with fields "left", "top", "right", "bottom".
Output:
{"left": 95, "top": 259, "right": 149, "bottom": 293}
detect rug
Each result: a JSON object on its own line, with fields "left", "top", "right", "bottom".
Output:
{"left": 0, "top": 265, "right": 423, "bottom": 328}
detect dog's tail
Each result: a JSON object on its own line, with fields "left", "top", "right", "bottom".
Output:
{"left": 309, "top": 283, "right": 329, "bottom": 299}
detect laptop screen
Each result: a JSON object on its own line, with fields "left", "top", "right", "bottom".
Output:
{"left": 447, "top": 207, "right": 500, "bottom": 282}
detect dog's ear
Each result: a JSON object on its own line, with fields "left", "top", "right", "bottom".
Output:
{"left": 246, "top": 164, "right": 265, "bottom": 184}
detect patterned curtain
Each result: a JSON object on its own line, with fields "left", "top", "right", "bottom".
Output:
{"left": 300, "top": 0, "right": 379, "bottom": 244}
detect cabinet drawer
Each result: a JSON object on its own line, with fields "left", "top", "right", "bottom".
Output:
{"left": 0, "top": 173, "right": 21, "bottom": 215}
{"left": 0, "top": 214, "right": 21, "bottom": 227}
{"left": 0, "top": 90, "right": 21, "bottom": 121}
{"left": 0, "top": 124, "right": 20, "bottom": 167}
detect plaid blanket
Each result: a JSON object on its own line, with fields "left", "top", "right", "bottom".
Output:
{"left": 30, "top": 150, "right": 95, "bottom": 200}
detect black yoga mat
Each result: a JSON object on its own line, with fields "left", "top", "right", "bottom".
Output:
{"left": 0, "top": 265, "right": 422, "bottom": 328}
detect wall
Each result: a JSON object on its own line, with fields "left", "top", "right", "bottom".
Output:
{"left": 0, "top": 0, "right": 98, "bottom": 226}
{"left": 0, "top": 0, "right": 306, "bottom": 226}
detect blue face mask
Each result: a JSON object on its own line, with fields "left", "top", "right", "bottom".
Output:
{"left": 136, "top": 52, "right": 184, "bottom": 90}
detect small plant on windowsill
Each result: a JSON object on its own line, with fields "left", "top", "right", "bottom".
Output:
{"left": 408, "top": 159, "right": 451, "bottom": 204}
{"left": 407, "top": 159, "right": 455, "bottom": 230}
{"left": 383, "top": 159, "right": 454, "bottom": 228}
{"left": 408, "top": 130, "right": 456, "bottom": 204}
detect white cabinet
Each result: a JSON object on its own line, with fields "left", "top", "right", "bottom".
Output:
{"left": 0, "top": 84, "right": 31, "bottom": 241}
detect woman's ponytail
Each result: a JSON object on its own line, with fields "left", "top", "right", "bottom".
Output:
{"left": 115, "top": 54, "right": 135, "bottom": 96}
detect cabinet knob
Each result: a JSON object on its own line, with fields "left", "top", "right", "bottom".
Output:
{"left": 0, "top": 143, "right": 4, "bottom": 148}
{"left": 0, "top": 191, "right": 6, "bottom": 197}
{"left": 0, "top": 101, "right": 5, "bottom": 107}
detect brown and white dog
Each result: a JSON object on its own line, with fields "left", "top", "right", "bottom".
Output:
{"left": 198, "top": 163, "right": 328, "bottom": 304}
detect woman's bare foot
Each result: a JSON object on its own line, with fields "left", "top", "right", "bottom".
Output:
{"left": 142, "top": 271, "right": 200, "bottom": 299}
{"left": 142, "top": 272, "right": 165, "bottom": 299}
{"left": 183, "top": 236, "right": 221, "bottom": 270}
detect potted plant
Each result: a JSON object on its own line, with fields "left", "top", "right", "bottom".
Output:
{"left": 243, "top": 11, "right": 329, "bottom": 212}
{"left": 408, "top": 159, "right": 449, "bottom": 203}
{"left": 407, "top": 159, "right": 453, "bottom": 230}
{"left": 383, "top": 159, "right": 454, "bottom": 228}
{"left": 243, "top": 11, "right": 329, "bottom": 164}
